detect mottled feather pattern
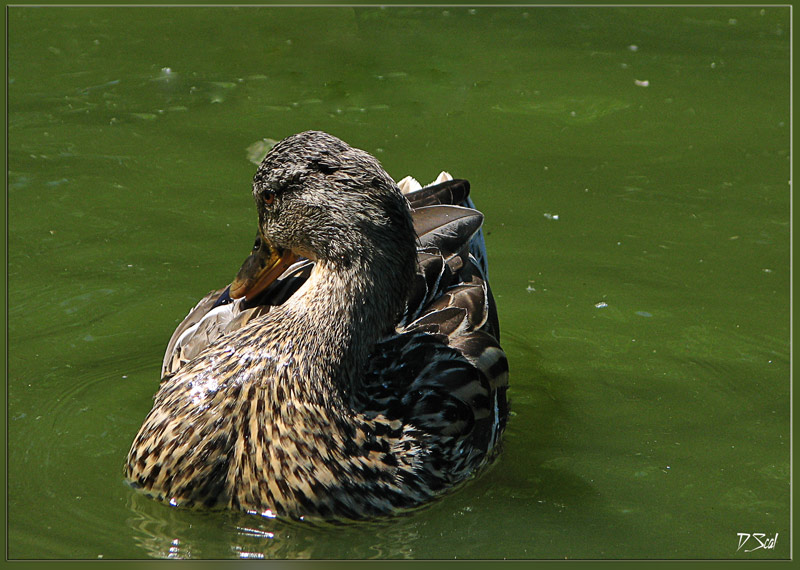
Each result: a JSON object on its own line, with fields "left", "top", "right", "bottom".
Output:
{"left": 125, "top": 132, "right": 508, "bottom": 521}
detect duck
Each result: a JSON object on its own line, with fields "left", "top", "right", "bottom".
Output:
{"left": 124, "top": 130, "right": 509, "bottom": 521}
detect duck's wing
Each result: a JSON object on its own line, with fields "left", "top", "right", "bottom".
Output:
{"left": 360, "top": 178, "right": 509, "bottom": 482}
{"left": 160, "top": 289, "right": 270, "bottom": 381}
{"left": 160, "top": 259, "right": 313, "bottom": 380}
{"left": 162, "top": 287, "right": 230, "bottom": 380}
{"left": 402, "top": 173, "right": 490, "bottom": 280}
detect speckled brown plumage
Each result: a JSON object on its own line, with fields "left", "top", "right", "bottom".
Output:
{"left": 124, "top": 131, "right": 509, "bottom": 521}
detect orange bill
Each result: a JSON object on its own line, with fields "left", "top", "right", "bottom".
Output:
{"left": 229, "top": 237, "right": 299, "bottom": 301}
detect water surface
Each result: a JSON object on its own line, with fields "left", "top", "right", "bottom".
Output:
{"left": 6, "top": 6, "right": 790, "bottom": 559}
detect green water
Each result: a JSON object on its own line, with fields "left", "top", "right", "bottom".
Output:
{"left": 6, "top": 6, "right": 790, "bottom": 560}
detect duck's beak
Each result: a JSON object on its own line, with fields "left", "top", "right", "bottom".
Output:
{"left": 230, "top": 234, "right": 299, "bottom": 301}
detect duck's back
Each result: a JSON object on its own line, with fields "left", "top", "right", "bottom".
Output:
{"left": 367, "top": 173, "right": 509, "bottom": 483}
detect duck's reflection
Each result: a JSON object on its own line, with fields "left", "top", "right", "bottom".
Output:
{"left": 125, "top": 491, "right": 202, "bottom": 559}
{"left": 125, "top": 489, "right": 423, "bottom": 559}
{"left": 228, "top": 511, "right": 422, "bottom": 559}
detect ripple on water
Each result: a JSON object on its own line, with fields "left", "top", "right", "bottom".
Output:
{"left": 8, "top": 352, "right": 157, "bottom": 558}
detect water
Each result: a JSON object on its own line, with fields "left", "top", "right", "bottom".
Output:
{"left": 6, "top": 6, "right": 790, "bottom": 559}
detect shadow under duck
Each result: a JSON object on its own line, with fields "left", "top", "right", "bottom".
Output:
{"left": 125, "top": 130, "right": 509, "bottom": 521}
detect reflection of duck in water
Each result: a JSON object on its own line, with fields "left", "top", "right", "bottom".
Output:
{"left": 125, "top": 131, "right": 509, "bottom": 521}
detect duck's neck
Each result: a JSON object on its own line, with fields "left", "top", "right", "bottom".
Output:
{"left": 270, "top": 257, "right": 405, "bottom": 406}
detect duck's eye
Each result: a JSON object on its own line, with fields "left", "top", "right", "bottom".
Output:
{"left": 252, "top": 236, "right": 262, "bottom": 251}
{"left": 263, "top": 191, "right": 276, "bottom": 206}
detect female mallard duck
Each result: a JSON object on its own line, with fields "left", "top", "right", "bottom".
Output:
{"left": 125, "top": 130, "right": 509, "bottom": 521}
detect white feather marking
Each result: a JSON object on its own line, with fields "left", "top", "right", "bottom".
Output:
{"left": 433, "top": 171, "right": 453, "bottom": 184}
{"left": 397, "top": 176, "right": 421, "bottom": 194}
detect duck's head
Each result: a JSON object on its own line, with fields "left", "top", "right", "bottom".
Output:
{"left": 230, "top": 131, "right": 417, "bottom": 302}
